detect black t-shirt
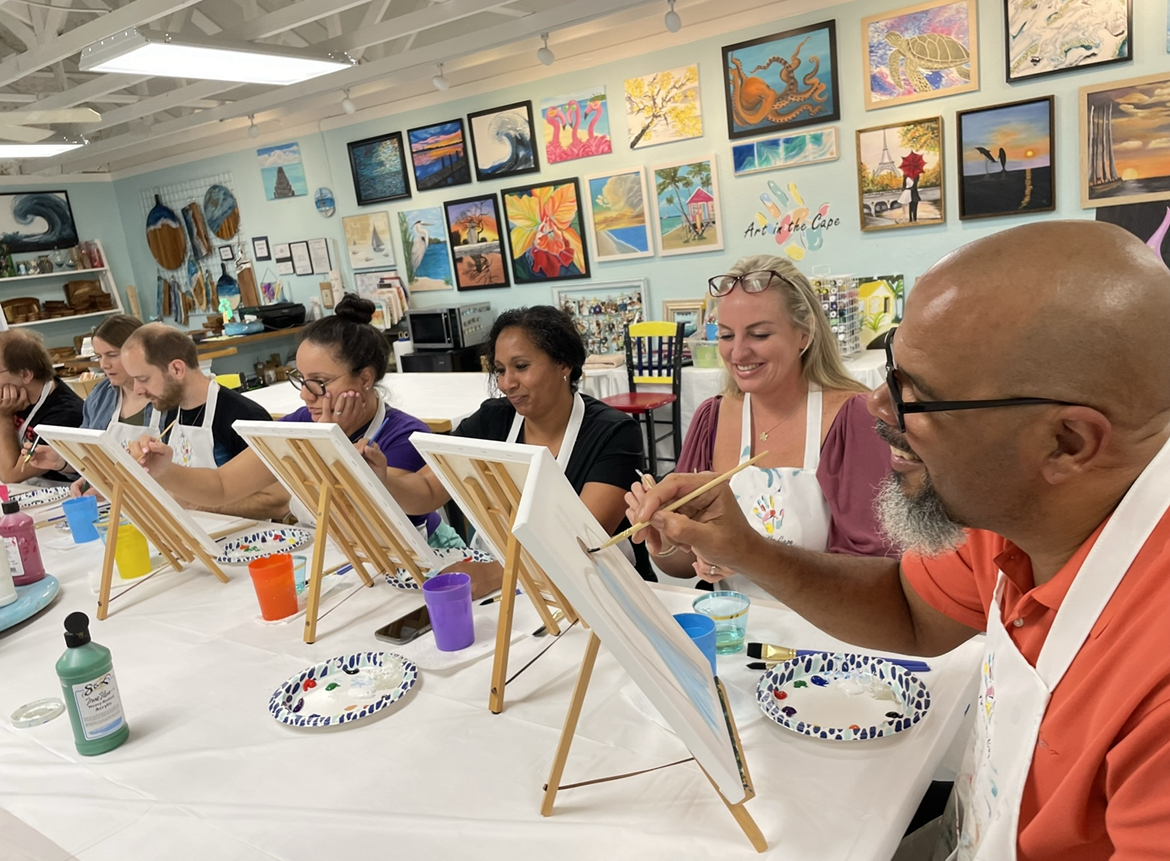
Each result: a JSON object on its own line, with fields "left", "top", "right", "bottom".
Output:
{"left": 160, "top": 384, "right": 271, "bottom": 466}
{"left": 15, "top": 378, "right": 84, "bottom": 482}
{"left": 454, "top": 394, "right": 643, "bottom": 495}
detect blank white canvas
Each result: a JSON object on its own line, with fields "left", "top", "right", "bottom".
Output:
{"left": 33, "top": 424, "right": 219, "bottom": 555}
{"left": 511, "top": 448, "right": 745, "bottom": 803}
{"left": 233, "top": 420, "right": 437, "bottom": 569}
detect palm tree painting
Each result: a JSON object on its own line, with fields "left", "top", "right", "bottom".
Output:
{"left": 651, "top": 156, "right": 724, "bottom": 257}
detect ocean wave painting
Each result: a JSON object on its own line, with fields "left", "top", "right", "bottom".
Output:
{"left": 0, "top": 191, "right": 79, "bottom": 253}
{"left": 468, "top": 101, "right": 539, "bottom": 182}
{"left": 731, "top": 128, "right": 839, "bottom": 176}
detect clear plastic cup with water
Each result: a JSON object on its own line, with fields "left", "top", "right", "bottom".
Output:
{"left": 692, "top": 590, "right": 751, "bottom": 655}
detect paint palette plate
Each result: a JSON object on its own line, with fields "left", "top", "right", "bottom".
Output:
{"left": 215, "top": 526, "right": 313, "bottom": 564}
{"left": 756, "top": 651, "right": 930, "bottom": 741}
{"left": 0, "top": 575, "right": 60, "bottom": 633}
{"left": 268, "top": 651, "right": 418, "bottom": 728}
{"left": 382, "top": 547, "right": 496, "bottom": 590}
{"left": 12, "top": 486, "right": 70, "bottom": 508}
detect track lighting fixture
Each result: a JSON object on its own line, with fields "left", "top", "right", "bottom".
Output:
{"left": 340, "top": 89, "right": 356, "bottom": 114}
{"left": 537, "top": 33, "right": 555, "bottom": 66}
{"left": 432, "top": 63, "right": 450, "bottom": 91}
{"left": 247, "top": 114, "right": 259, "bottom": 138}
{"left": 664, "top": 0, "right": 681, "bottom": 33}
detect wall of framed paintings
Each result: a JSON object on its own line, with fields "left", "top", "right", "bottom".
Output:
{"left": 77, "top": 0, "right": 1168, "bottom": 348}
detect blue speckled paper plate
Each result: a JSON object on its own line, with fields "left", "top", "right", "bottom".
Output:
{"left": 756, "top": 651, "right": 930, "bottom": 741}
{"left": 382, "top": 547, "right": 497, "bottom": 590}
{"left": 13, "top": 486, "right": 70, "bottom": 508}
{"left": 0, "top": 575, "right": 60, "bottom": 632}
{"left": 268, "top": 651, "right": 417, "bottom": 728}
{"left": 216, "top": 526, "right": 313, "bottom": 564}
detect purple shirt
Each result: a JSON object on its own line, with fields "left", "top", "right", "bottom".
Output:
{"left": 677, "top": 393, "right": 897, "bottom": 558}
{"left": 280, "top": 405, "right": 440, "bottom": 535}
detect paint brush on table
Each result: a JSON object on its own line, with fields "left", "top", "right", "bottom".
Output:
{"left": 587, "top": 452, "right": 769, "bottom": 553}
{"left": 746, "top": 642, "right": 931, "bottom": 674}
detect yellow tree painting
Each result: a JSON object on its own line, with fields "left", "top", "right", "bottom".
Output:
{"left": 624, "top": 65, "right": 703, "bottom": 149}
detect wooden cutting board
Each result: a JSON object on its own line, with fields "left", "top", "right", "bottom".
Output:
{"left": 203, "top": 184, "right": 240, "bottom": 241}
{"left": 236, "top": 259, "right": 261, "bottom": 307}
{"left": 146, "top": 194, "right": 187, "bottom": 270}
{"left": 182, "top": 203, "right": 212, "bottom": 258}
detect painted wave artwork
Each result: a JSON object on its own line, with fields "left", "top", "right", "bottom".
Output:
{"left": 1, "top": 193, "right": 79, "bottom": 253}
{"left": 481, "top": 113, "right": 535, "bottom": 177}
{"left": 732, "top": 129, "right": 838, "bottom": 175}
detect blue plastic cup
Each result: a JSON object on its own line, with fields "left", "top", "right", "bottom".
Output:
{"left": 674, "top": 612, "right": 717, "bottom": 676}
{"left": 62, "top": 496, "right": 99, "bottom": 543}
{"left": 422, "top": 572, "right": 475, "bottom": 651}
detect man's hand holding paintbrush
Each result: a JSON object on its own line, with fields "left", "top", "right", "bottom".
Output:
{"left": 127, "top": 418, "right": 180, "bottom": 475}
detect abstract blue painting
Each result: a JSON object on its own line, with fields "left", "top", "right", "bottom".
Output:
{"left": 347, "top": 132, "right": 412, "bottom": 206}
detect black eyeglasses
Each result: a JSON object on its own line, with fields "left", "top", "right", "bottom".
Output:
{"left": 287, "top": 369, "right": 340, "bottom": 397}
{"left": 884, "top": 329, "right": 1082, "bottom": 433}
{"left": 708, "top": 270, "right": 796, "bottom": 297}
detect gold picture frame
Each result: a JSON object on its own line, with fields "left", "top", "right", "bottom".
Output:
{"left": 1079, "top": 71, "right": 1170, "bottom": 209}
{"left": 662, "top": 299, "right": 703, "bottom": 340}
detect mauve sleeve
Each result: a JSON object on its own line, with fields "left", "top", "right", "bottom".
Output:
{"left": 675, "top": 396, "right": 720, "bottom": 474}
{"left": 818, "top": 393, "right": 899, "bottom": 558}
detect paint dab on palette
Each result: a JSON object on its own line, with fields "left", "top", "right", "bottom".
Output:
{"left": 793, "top": 680, "right": 808, "bottom": 688}
{"left": 811, "top": 675, "right": 830, "bottom": 687}
{"left": 773, "top": 689, "right": 787, "bottom": 700}
{"left": 781, "top": 706, "right": 797, "bottom": 717}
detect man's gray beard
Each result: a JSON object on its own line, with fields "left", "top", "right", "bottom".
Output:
{"left": 876, "top": 472, "right": 967, "bottom": 557}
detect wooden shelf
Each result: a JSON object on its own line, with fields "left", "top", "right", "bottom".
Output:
{"left": 11, "top": 309, "right": 119, "bottom": 329}
{"left": 0, "top": 266, "right": 108, "bottom": 284}
{"left": 198, "top": 325, "right": 306, "bottom": 351}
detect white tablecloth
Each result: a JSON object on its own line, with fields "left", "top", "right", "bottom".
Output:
{"left": 0, "top": 504, "right": 981, "bottom": 861}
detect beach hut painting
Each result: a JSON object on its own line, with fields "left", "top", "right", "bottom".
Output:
{"left": 584, "top": 167, "right": 654, "bottom": 262}
{"left": 541, "top": 88, "right": 612, "bottom": 164}
{"left": 467, "top": 102, "right": 539, "bottom": 182}
{"left": 651, "top": 156, "right": 724, "bottom": 257}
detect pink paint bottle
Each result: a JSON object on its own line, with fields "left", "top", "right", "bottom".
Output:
{"left": 1, "top": 499, "right": 45, "bottom": 586}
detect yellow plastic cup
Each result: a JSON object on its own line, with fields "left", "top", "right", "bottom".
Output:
{"left": 114, "top": 523, "right": 152, "bottom": 580}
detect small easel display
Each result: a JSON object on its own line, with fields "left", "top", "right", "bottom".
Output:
{"left": 34, "top": 425, "right": 230, "bottom": 621}
{"left": 409, "top": 433, "right": 578, "bottom": 714}
{"left": 233, "top": 421, "right": 448, "bottom": 644}
{"left": 511, "top": 448, "right": 766, "bottom": 851}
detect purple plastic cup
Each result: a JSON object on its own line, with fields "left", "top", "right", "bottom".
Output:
{"left": 422, "top": 572, "right": 475, "bottom": 652}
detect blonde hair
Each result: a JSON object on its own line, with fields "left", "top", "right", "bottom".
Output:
{"left": 715, "top": 254, "right": 868, "bottom": 397}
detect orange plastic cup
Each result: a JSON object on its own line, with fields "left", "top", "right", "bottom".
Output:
{"left": 247, "top": 554, "right": 298, "bottom": 621}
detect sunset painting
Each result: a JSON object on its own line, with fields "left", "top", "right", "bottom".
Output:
{"left": 584, "top": 167, "right": 653, "bottom": 261}
{"left": 957, "top": 97, "right": 1054, "bottom": 219}
{"left": 1080, "top": 72, "right": 1170, "bottom": 208}
{"left": 407, "top": 120, "right": 471, "bottom": 191}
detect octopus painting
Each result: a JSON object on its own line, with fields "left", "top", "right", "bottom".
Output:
{"left": 723, "top": 22, "right": 840, "bottom": 138}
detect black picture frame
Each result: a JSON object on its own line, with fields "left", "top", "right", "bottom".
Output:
{"left": 217, "top": 245, "right": 235, "bottom": 262}
{"left": 407, "top": 118, "right": 472, "bottom": 191}
{"left": 346, "top": 131, "right": 412, "bottom": 206}
{"left": 1004, "top": 0, "right": 1132, "bottom": 83}
{"left": 500, "top": 178, "right": 591, "bottom": 284}
{"left": 251, "top": 235, "right": 271, "bottom": 260}
{"left": 442, "top": 193, "right": 510, "bottom": 290}
{"left": 957, "top": 96, "right": 1055, "bottom": 220}
{"left": 721, "top": 20, "right": 840, "bottom": 140}
{"left": 0, "top": 190, "right": 79, "bottom": 253}
{"left": 466, "top": 101, "right": 540, "bottom": 182}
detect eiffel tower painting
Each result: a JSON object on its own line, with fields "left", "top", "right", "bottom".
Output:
{"left": 875, "top": 127, "right": 898, "bottom": 177}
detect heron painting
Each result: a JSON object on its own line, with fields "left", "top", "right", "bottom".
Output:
{"left": 957, "top": 97, "right": 1054, "bottom": 220}
{"left": 397, "top": 207, "right": 454, "bottom": 292}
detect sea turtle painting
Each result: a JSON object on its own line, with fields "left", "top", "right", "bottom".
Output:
{"left": 886, "top": 31, "right": 970, "bottom": 94}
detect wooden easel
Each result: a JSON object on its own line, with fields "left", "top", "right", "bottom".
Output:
{"left": 426, "top": 450, "right": 578, "bottom": 714}
{"left": 34, "top": 429, "right": 230, "bottom": 621}
{"left": 542, "top": 631, "right": 767, "bottom": 852}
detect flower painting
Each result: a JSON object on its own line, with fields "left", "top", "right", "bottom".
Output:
{"left": 583, "top": 167, "right": 653, "bottom": 262}
{"left": 467, "top": 101, "right": 539, "bottom": 182}
{"left": 1005, "top": 0, "right": 1130, "bottom": 82}
{"left": 541, "top": 88, "right": 612, "bottom": 164}
{"left": 856, "top": 117, "right": 945, "bottom": 231}
{"left": 624, "top": 65, "right": 702, "bottom": 149}
{"left": 347, "top": 132, "right": 412, "bottom": 206}
{"left": 862, "top": 0, "right": 978, "bottom": 110}
{"left": 501, "top": 179, "right": 590, "bottom": 284}
{"left": 407, "top": 120, "right": 471, "bottom": 191}
{"left": 651, "top": 156, "right": 724, "bottom": 257}
{"left": 442, "top": 194, "right": 509, "bottom": 290}
{"left": 397, "top": 206, "right": 454, "bottom": 292}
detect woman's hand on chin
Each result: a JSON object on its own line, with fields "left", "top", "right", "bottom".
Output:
{"left": 317, "top": 389, "right": 368, "bottom": 436}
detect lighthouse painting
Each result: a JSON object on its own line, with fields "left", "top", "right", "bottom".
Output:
{"left": 258, "top": 142, "right": 308, "bottom": 200}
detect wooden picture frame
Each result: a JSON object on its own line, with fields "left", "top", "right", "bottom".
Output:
{"left": 347, "top": 131, "right": 412, "bottom": 206}
{"left": 957, "top": 96, "right": 1055, "bottom": 220}
{"left": 500, "top": 178, "right": 591, "bottom": 283}
{"left": 650, "top": 155, "right": 724, "bottom": 257}
{"left": 856, "top": 117, "right": 945, "bottom": 231}
{"left": 1005, "top": 0, "right": 1131, "bottom": 82}
{"left": 861, "top": 0, "right": 978, "bottom": 111}
{"left": 662, "top": 299, "right": 704, "bottom": 340}
{"left": 1080, "top": 71, "right": 1170, "bottom": 208}
{"left": 721, "top": 21, "right": 840, "bottom": 140}
{"left": 442, "top": 193, "right": 510, "bottom": 290}
{"left": 466, "top": 101, "right": 540, "bottom": 182}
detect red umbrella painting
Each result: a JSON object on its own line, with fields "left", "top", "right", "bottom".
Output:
{"left": 899, "top": 151, "right": 926, "bottom": 180}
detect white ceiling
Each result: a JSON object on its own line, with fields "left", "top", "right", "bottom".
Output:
{"left": 0, "top": 0, "right": 842, "bottom": 177}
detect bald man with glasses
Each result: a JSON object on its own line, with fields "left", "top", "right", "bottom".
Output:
{"left": 627, "top": 221, "right": 1170, "bottom": 861}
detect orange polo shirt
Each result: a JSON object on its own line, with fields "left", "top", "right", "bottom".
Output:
{"left": 902, "top": 514, "right": 1170, "bottom": 861}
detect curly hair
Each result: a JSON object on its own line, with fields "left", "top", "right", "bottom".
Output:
{"left": 483, "top": 305, "right": 586, "bottom": 393}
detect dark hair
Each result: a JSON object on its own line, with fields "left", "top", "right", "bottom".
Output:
{"left": 91, "top": 314, "right": 143, "bottom": 349}
{"left": 0, "top": 329, "right": 53, "bottom": 382}
{"left": 124, "top": 323, "right": 199, "bottom": 369}
{"left": 300, "top": 293, "right": 389, "bottom": 379}
{"left": 484, "top": 305, "right": 586, "bottom": 392}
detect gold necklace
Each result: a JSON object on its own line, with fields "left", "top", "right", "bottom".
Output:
{"left": 755, "top": 398, "right": 803, "bottom": 441}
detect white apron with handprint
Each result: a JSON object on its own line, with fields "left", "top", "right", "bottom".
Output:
{"left": 724, "top": 388, "right": 831, "bottom": 600}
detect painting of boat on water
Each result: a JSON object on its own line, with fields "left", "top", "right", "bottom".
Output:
{"left": 397, "top": 206, "right": 453, "bottom": 292}
{"left": 407, "top": 119, "right": 471, "bottom": 192}
{"left": 584, "top": 167, "right": 653, "bottom": 262}
{"left": 342, "top": 211, "right": 395, "bottom": 270}
{"left": 0, "top": 191, "right": 79, "bottom": 253}
{"left": 1079, "top": 72, "right": 1170, "bottom": 209}
{"left": 957, "top": 97, "right": 1053, "bottom": 220}
{"left": 467, "top": 101, "right": 539, "bottom": 182}
{"left": 347, "top": 132, "right": 412, "bottom": 206}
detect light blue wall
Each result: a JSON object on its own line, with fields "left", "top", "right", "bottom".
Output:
{"left": 42, "top": 0, "right": 1170, "bottom": 340}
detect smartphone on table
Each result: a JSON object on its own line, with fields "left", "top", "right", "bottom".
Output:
{"left": 374, "top": 605, "right": 431, "bottom": 644}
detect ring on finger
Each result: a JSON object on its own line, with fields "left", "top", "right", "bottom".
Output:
{"left": 709, "top": 565, "right": 717, "bottom": 577}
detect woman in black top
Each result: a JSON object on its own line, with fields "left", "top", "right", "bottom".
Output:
{"left": 366, "top": 305, "right": 644, "bottom": 591}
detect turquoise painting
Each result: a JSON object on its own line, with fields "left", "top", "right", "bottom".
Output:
{"left": 257, "top": 142, "right": 308, "bottom": 200}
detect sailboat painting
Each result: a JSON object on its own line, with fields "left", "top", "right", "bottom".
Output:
{"left": 257, "top": 142, "right": 308, "bottom": 200}
{"left": 342, "top": 211, "right": 396, "bottom": 270}
{"left": 1080, "top": 72, "right": 1170, "bottom": 208}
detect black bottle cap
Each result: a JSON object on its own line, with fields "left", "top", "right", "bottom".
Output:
{"left": 2, "top": 500, "right": 18, "bottom": 515}
{"left": 63, "top": 611, "right": 91, "bottom": 648}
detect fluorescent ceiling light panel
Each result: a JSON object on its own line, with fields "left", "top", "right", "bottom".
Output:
{"left": 80, "top": 28, "right": 352, "bottom": 86}
{"left": 0, "top": 141, "right": 85, "bottom": 158}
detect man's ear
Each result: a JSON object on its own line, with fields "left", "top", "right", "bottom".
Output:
{"left": 1042, "top": 407, "right": 1111, "bottom": 486}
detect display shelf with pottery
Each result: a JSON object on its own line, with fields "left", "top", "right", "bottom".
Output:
{"left": 0, "top": 240, "right": 123, "bottom": 332}
{"left": 268, "top": 651, "right": 418, "bottom": 728}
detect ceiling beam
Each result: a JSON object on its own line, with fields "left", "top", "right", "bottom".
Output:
{"left": 350, "top": 0, "right": 393, "bottom": 60}
{"left": 316, "top": 0, "right": 519, "bottom": 54}
{"left": 0, "top": 0, "right": 204, "bottom": 88}
{"left": 8, "top": 72, "right": 148, "bottom": 111}
{"left": 0, "top": 9, "right": 36, "bottom": 48}
{"left": 234, "top": 0, "right": 374, "bottom": 42}
{"left": 84, "top": 79, "right": 240, "bottom": 131}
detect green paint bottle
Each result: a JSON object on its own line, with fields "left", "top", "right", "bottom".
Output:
{"left": 55, "top": 612, "right": 129, "bottom": 755}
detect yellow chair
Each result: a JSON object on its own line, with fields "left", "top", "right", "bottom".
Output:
{"left": 215, "top": 373, "right": 242, "bottom": 390}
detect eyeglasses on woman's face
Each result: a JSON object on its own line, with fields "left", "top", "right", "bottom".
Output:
{"left": 287, "top": 369, "right": 342, "bottom": 398}
{"left": 707, "top": 270, "right": 797, "bottom": 298}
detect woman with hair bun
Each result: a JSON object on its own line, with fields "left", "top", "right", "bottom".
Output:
{"left": 137, "top": 294, "right": 460, "bottom": 548}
